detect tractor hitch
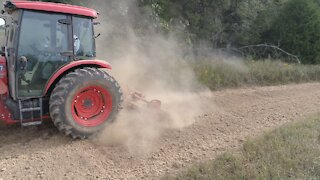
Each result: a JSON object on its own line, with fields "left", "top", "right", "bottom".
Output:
{"left": 125, "top": 91, "right": 162, "bottom": 110}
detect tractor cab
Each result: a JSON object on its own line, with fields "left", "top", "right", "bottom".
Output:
{"left": 1, "top": 1, "right": 96, "bottom": 99}
{"left": 0, "top": 1, "right": 123, "bottom": 139}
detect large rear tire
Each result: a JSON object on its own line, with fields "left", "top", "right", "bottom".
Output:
{"left": 49, "top": 67, "right": 123, "bottom": 139}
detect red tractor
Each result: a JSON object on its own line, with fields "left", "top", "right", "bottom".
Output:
{"left": 0, "top": 1, "right": 124, "bottom": 139}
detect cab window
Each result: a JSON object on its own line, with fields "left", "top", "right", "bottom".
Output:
{"left": 73, "top": 16, "right": 95, "bottom": 59}
{"left": 17, "top": 11, "right": 70, "bottom": 98}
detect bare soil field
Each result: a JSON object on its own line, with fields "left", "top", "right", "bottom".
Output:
{"left": 0, "top": 83, "right": 320, "bottom": 180}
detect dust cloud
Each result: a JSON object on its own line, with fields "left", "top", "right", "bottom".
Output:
{"left": 88, "top": 0, "right": 214, "bottom": 155}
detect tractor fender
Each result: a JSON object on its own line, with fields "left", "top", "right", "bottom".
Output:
{"left": 44, "top": 60, "right": 112, "bottom": 95}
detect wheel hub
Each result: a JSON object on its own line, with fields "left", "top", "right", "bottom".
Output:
{"left": 83, "top": 99, "right": 93, "bottom": 108}
{"left": 71, "top": 86, "right": 113, "bottom": 127}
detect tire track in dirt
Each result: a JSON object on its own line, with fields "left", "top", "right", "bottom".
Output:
{"left": 0, "top": 83, "right": 320, "bottom": 179}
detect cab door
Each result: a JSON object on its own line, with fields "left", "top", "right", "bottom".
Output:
{"left": 16, "top": 10, "right": 72, "bottom": 98}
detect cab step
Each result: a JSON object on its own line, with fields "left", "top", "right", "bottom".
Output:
{"left": 18, "top": 98, "right": 43, "bottom": 127}
{"left": 21, "top": 121, "right": 42, "bottom": 127}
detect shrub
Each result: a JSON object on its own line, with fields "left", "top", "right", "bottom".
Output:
{"left": 194, "top": 59, "right": 320, "bottom": 90}
{"left": 266, "top": 0, "right": 320, "bottom": 64}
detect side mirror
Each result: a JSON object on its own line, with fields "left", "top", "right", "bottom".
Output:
{"left": 94, "top": 33, "right": 101, "bottom": 39}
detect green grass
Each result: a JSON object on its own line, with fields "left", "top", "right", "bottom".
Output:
{"left": 194, "top": 59, "right": 320, "bottom": 90}
{"left": 165, "top": 115, "right": 320, "bottom": 180}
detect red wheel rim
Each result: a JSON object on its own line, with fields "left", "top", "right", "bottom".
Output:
{"left": 71, "top": 85, "right": 113, "bottom": 127}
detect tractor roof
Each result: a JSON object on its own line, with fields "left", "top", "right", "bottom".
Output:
{"left": 10, "top": 1, "right": 98, "bottom": 18}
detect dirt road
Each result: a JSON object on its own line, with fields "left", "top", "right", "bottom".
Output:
{"left": 0, "top": 83, "right": 320, "bottom": 179}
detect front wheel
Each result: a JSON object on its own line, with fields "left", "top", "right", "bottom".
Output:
{"left": 49, "top": 67, "right": 123, "bottom": 139}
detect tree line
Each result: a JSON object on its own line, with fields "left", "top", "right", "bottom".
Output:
{"left": 35, "top": 0, "right": 320, "bottom": 64}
